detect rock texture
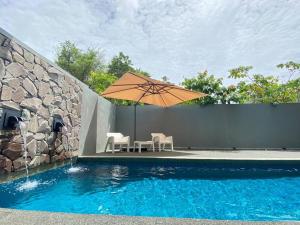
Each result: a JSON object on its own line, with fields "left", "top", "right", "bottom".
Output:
{"left": 0, "top": 33, "right": 82, "bottom": 173}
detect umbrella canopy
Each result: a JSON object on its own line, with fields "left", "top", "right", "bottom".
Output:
{"left": 101, "top": 72, "right": 206, "bottom": 107}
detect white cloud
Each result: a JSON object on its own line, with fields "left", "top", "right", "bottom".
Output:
{"left": 1, "top": 0, "right": 300, "bottom": 84}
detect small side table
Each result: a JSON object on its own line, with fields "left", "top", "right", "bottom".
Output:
{"left": 133, "top": 141, "right": 155, "bottom": 153}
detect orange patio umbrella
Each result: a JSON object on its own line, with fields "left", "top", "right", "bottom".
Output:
{"left": 101, "top": 72, "right": 207, "bottom": 140}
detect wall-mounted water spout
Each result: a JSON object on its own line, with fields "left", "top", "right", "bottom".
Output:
{"left": 52, "top": 115, "right": 65, "bottom": 132}
{"left": 0, "top": 108, "right": 23, "bottom": 130}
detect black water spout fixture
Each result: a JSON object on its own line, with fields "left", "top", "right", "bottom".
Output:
{"left": 52, "top": 115, "right": 65, "bottom": 132}
{"left": 6, "top": 116, "right": 23, "bottom": 130}
{"left": 0, "top": 108, "right": 22, "bottom": 130}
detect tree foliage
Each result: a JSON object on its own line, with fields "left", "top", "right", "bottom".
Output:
{"left": 107, "top": 52, "right": 150, "bottom": 78}
{"left": 55, "top": 44, "right": 151, "bottom": 102}
{"left": 183, "top": 62, "right": 300, "bottom": 105}
{"left": 229, "top": 64, "right": 300, "bottom": 103}
{"left": 182, "top": 71, "right": 242, "bottom": 104}
{"left": 55, "top": 41, "right": 104, "bottom": 82}
{"left": 55, "top": 41, "right": 300, "bottom": 105}
{"left": 87, "top": 71, "right": 117, "bottom": 94}
{"left": 108, "top": 52, "right": 133, "bottom": 78}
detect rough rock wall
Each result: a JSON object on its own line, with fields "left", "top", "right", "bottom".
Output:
{"left": 0, "top": 31, "right": 82, "bottom": 173}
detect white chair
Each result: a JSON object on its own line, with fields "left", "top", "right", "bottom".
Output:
{"left": 105, "top": 133, "right": 130, "bottom": 154}
{"left": 151, "top": 133, "right": 174, "bottom": 151}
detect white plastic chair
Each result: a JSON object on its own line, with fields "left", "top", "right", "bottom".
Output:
{"left": 105, "top": 133, "right": 130, "bottom": 154}
{"left": 151, "top": 133, "right": 174, "bottom": 151}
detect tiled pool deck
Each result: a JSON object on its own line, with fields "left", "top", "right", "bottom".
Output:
{"left": 2, "top": 150, "right": 300, "bottom": 225}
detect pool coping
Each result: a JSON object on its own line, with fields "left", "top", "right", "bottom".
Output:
{"left": 0, "top": 208, "right": 299, "bottom": 225}
{"left": 80, "top": 155, "right": 300, "bottom": 161}
{"left": 79, "top": 149, "right": 300, "bottom": 161}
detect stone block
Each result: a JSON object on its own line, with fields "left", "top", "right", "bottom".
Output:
{"left": 52, "top": 108, "right": 64, "bottom": 117}
{"left": 41, "top": 60, "right": 49, "bottom": 70}
{"left": 28, "top": 72, "right": 36, "bottom": 81}
{"left": 0, "top": 155, "right": 12, "bottom": 172}
{"left": 41, "top": 154, "right": 50, "bottom": 164}
{"left": 13, "top": 157, "right": 26, "bottom": 171}
{"left": 20, "top": 98, "right": 42, "bottom": 112}
{"left": 6, "top": 63, "right": 26, "bottom": 77}
{"left": 33, "top": 64, "right": 47, "bottom": 81}
{"left": 3, "top": 77, "right": 20, "bottom": 89}
{"left": 27, "top": 139, "right": 37, "bottom": 156}
{"left": 0, "top": 46, "right": 12, "bottom": 62}
{"left": 10, "top": 40, "right": 23, "bottom": 55}
{"left": 37, "top": 120, "right": 51, "bottom": 133}
{"left": 24, "top": 49, "right": 34, "bottom": 63}
{"left": 34, "top": 55, "right": 41, "bottom": 65}
{"left": 43, "top": 94, "right": 54, "bottom": 106}
{"left": 38, "top": 81, "right": 51, "bottom": 98}
{"left": 12, "top": 87, "right": 27, "bottom": 103}
{"left": 24, "top": 62, "right": 34, "bottom": 71}
{"left": 37, "top": 105, "right": 49, "bottom": 119}
{"left": 28, "top": 155, "right": 40, "bottom": 168}
{"left": 0, "top": 101, "right": 20, "bottom": 111}
{"left": 12, "top": 51, "right": 25, "bottom": 65}
{"left": 0, "top": 58, "right": 4, "bottom": 80}
{"left": 38, "top": 140, "right": 48, "bottom": 154}
{"left": 2, "top": 143, "right": 23, "bottom": 161}
{"left": 1, "top": 85, "right": 13, "bottom": 101}
{"left": 52, "top": 86, "right": 62, "bottom": 96}
{"left": 28, "top": 115, "right": 39, "bottom": 133}
{"left": 54, "top": 138, "right": 62, "bottom": 149}
{"left": 23, "top": 78, "right": 37, "bottom": 96}
{"left": 34, "top": 133, "right": 45, "bottom": 141}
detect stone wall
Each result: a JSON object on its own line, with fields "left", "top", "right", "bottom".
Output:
{"left": 0, "top": 31, "right": 83, "bottom": 173}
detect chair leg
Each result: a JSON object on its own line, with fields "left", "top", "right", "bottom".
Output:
{"left": 163, "top": 143, "right": 165, "bottom": 151}
{"left": 127, "top": 143, "right": 129, "bottom": 152}
{"left": 171, "top": 142, "right": 174, "bottom": 151}
{"left": 139, "top": 143, "right": 142, "bottom": 154}
{"left": 104, "top": 141, "right": 109, "bottom": 153}
{"left": 112, "top": 143, "right": 115, "bottom": 154}
{"left": 152, "top": 143, "right": 155, "bottom": 152}
{"left": 159, "top": 143, "right": 161, "bottom": 152}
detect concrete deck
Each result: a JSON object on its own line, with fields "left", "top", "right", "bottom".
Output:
{"left": 80, "top": 149, "right": 300, "bottom": 161}
{"left": 0, "top": 208, "right": 299, "bottom": 225}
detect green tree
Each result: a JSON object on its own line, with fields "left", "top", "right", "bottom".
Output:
{"left": 161, "top": 76, "right": 170, "bottom": 83}
{"left": 229, "top": 65, "right": 300, "bottom": 103}
{"left": 108, "top": 52, "right": 151, "bottom": 78}
{"left": 108, "top": 52, "right": 133, "bottom": 78}
{"left": 132, "top": 68, "right": 150, "bottom": 77}
{"left": 182, "top": 71, "right": 242, "bottom": 104}
{"left": 277, "top": 61, "right": 300, "bottom": 81}
{"left": 55, "top": 41, "right": 104, "bottom": 82}
{"left": 277, "top": 61, "right": 300, "bottom": 102}
{"left": 87, "top": 71, "right": 117, "bottom": 94}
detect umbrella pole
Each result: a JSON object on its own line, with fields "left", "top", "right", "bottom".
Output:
{"left": 134, "top": 104, "right": 137, "bottom": 142}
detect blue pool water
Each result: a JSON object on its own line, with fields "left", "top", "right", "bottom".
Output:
{"left": 1, "top": 160, "right": 300, "bottom": 221}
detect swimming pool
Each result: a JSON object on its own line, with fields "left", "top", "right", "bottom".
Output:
{"left": 1, "top": 159, "right": 300, "bottom": 221}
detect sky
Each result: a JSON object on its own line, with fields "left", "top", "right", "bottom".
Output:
{"left": 0, "top": 0, "right": 300, "bottom": 85}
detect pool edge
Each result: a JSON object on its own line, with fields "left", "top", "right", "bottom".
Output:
{"left": 0, "top": 208, "right": 299, "bottom": 225}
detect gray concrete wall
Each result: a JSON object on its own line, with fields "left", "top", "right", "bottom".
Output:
{"left": 79, "top": 86, "right": 116, "bottom": 155}
{"left": 116, "top": 104, "right": 300, "bottom": 149}
{"left": 96, "top": 97, "right": 116, "bottom": 153}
